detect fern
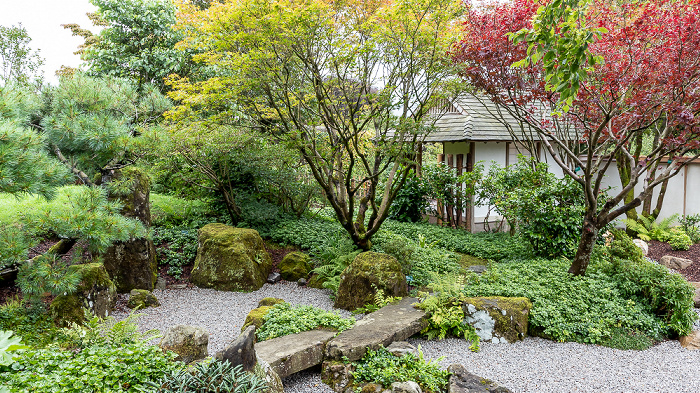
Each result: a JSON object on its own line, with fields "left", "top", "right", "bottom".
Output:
{"left": 625, "top": 214, "right": 678, "bottom": 242}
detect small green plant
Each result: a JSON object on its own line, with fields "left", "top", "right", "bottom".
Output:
{"left": 351, "top": 346, "right": 450, "bottom": 393}
{"left": 153, "top": 226, "right": 199, "bottom": 279}
{"left": 415, "top": 288, "right": 480, "bottom": 352}
{"left": 352, "top": 287, "right": 402, "bottom": 314}
{"left": 145, "top": 359, "right": 267, "bottom": 393}
{"left": 0, "top": 298, "right": 62, "bottom": 348}
{"left": 0, "top": 330, "right": 28, "bottom": 366}
{"left": 669, "top": 227, "right": 692, "bottom": 251}
{"left": 680, "top": 213, "right": 700, "bottom": 243}
{"left": 608, "top": 229, "right": 643, "bottom": 263}
{"left": 598, "top": 328, "right": 655, "bottom": 351}
{"left": 61, "top": 310, "right": 161, "bottom": 350}
{"left": 624, "top": 214, "right": 678, "bottom": 242}
{"left": 256, "top": 303, "right": 355, "bottom": 341}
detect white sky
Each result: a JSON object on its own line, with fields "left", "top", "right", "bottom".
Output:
{"left": 0, "top": 0, "right": 98, "bottom": 85}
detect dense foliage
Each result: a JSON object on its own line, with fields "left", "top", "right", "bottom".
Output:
{"left": 256, "top": 303, "right": 355, "bottom": 341}
{"left": 145, "top": 359, "right": 267, "bottom": 393}
{"left": 352, "top": 347, "right": 450, "bottom": 393}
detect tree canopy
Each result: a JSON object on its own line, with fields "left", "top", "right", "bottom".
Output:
{"left": 454, "top": 0, "right": 700, "bottom": 275}
{"left": 168, "top": 0, "right": 464, "bottom": 249}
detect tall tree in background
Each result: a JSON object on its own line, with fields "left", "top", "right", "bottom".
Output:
{"left": 0, "top": 24, "right": 44, "bottom": 87}
{"left": 454, "top": 0, "right": 700, "bottom": 275}
{"left": 169, "top": 0, "right": 463, "bottom": 250}
{"left": 63, "top": 0, "right": 193, "bottom": 93}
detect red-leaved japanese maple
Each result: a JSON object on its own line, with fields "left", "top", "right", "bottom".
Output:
{"left": 454, "top": 0, "right": 700, "bottom": 275}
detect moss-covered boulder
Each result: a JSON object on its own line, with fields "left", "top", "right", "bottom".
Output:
{"left": 307, "top": 274, "right": 326, "bottom": 289}
{"left": 191, "top": 224, "right": 273, "bottom": 292}
{"left": 278, "top": 252, "right": 311, "bottom": 282}
{"left": 242, "top": 305, "right": 275, "bottom": 332}
{"left": 127, "top": 289, "right": 160, "bottom": 309}
{"left": 50, "top": 263, "right": 117, "bottom": 326}
{"left": 101, "top": 167, "right": 157, "bottom": 293}
{"left": 462, "top": 296, "right": 532, "bottom": 343}
{"left": 334, "top": 252, "right": 407, "bottom": 311}
{"left": 160, "top": 325, "right": 209, "bottom": 364}
{"left": 103, "top": 238, "right": 158, "bottom": 293}
{"left": 258, "top": 297, "right": 285, "bottom": 307}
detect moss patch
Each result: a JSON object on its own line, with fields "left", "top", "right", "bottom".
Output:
{"left": 279, "top": 252, "right": 311, "bottom": 281}
{"left": 456, "top": 253, "right": 490, "bottom": 268}
{"left": 258, "top": 297, "right": 285, "bottom": 307}
{"left": 241, "top": 306, "right": 274, "bottom": 332}
{"left": 462, "top": 296, "right": 532, "bottom": 342}
{"left": 334, "top": 252, "right": 407, "bottom": 311}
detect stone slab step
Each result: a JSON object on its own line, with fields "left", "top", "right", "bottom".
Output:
{"left": 255, "top": 329, "right": 337, "bottom": 379}
{"left": 324, "top": 297, "right": 427, "bottom": 361}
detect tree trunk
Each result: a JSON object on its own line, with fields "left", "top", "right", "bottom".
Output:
{"left": 568, "top": 214, "right": 599, "bottom": 276}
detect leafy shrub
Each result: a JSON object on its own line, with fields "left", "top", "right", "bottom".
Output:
{"left": 263, "top": 216, "right": 342, "bottom": 250}
{"left": 603, "top": 256, "right": 697, "bottom": 337}
{"left": 153, "top": 227, "right": 199, "bottom": 279}
{"left": 352, "top": 287, "right": 402, "bottom": 314}
{"left": 351, "top": 347, "right": 449, "bottom": 393}
{"left": 0, "top": 330, "right": 28, "bottom": 366}
{"left": 669, "top": 227, "right": 692, "bottom": 251}
{"left": 0, "top": 299, "right": 63, "bottom": 348}
{"left": 389, "top": 170, "right": 429, "bottom": 223}
{"left": 608, "top": 229, "right": 643, "bottom": 264}
{"left": 463, "top": 258, "right": 666, "bottom": 344}
{"left": 256, "top": 303, "right": 355, "bottom": 341}
{"left": 422, "top": 162, "right": 482, "bottom": 227}
{"left": 625, "top": 214, "right": 677, "bottom": 242}
{"left": 150, "top": 194, "right": 212, "bottom": 228}
{"left": 145, "top": 359, "right": 267, "bottom": 393}
{"left": 680, "top": 213, "right": 700, "bottom": 243}
{"left": 0, "top": 311, "right": 179, "bottom": 392}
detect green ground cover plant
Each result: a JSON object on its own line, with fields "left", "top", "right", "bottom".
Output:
{"left": 256, "top": 303, "right": 355, "bottom": 341}
{"left": 144, "top": 359, "right": 267, "bottom": 393}
{"left": 0, "top": 313, "right": 181, "bottom": 393}
{"left": 351, "top": 347, "right": 450, "bottom": 393}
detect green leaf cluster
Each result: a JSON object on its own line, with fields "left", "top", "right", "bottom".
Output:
{"left": 679, "top": 214, "right": 700, "bottom": 244}
{"left": 0, "top": 330, "right": 28, "bottom": 367}
{"left": 624, "top": 214, "right": 677, "bottom": 242}
{"left": 145, "top": 359, "right": 267, "bottom": 393}
{"left": 462, "top": 257, "right": 671, "bottom": 345}
{"left": 669, "top": 228, "right": 692, "bottom": 251}
{"left": 256, "top": 303, "right": 355, "bottom": 342}
{"left": 351, "top": 347, "right": 449, "bottom": 393}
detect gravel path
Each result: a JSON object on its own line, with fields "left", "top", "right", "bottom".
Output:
{"left": 114, "top": 284, "right": 700, "bottom": 393}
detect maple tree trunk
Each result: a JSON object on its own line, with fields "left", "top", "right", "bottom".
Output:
{"left": 568, "top": 213, "right": 599, "bottom": 276}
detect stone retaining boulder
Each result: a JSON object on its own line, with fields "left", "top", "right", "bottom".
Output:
{"left": 255, "top": 329, "right": 337, "bottom": 378}
{"left": 680, "top": 330, "right": 700, "bottom": 350}
{"left": 659, "top": 255, "right": 693, "bottom": 270}
{"left": 241, "top": 298, "right": 287, "bottom": 333}
{"left": 216, "top": 325, "right": 257, "bottom": 372}
{"left": 191, "top": 224, "right": 273, "bottom": 292}
{"left": 160, "top": 325, "right": 209, "bottom": 364}
{"left": 448, "top": 364, "right": 512, "bottom": 393}
{"left": 279, "top": 252, "right": 311, "bottom": 282}
{"left": 50, "top": 262, "right": 117, "bottom": 326}
{"left": 462, "top": 297, "right": 531, "bottom": 343}
{"left": 334, "top": 252, "right": 407, "bottom": 311}
{"left": 127, "top": 289, "right": 160, "bottom": 309}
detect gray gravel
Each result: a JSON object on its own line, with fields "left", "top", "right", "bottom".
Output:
{"left": 114, "top": 285, "right": 700, "bottom": 393}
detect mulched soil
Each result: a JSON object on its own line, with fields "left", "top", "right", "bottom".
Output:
{"left": 647, "top": 240, "right": 700, "bottom": 282}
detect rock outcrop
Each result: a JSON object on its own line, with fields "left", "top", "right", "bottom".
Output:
{"left": 279, "top": 251, "right": 311, "bottom": 282}
{"left": 325, "top": 297, "right": 426, "bottom": 361}
{"left": 127, "top": 289, "right": 160, "bottom": 309}
{"left": 191, "top": 224, "right": 273, "bottom": 292}
{"left": 680, "top": 330, "right": 700, "bottom": 350}
{"left": 462, "top": 297, "right": 531, "bottom": 343}
{"left": 334, "top": 252, "right": 407, "bottom": 311}
{"left": 160, "top": 325, "right": 209, "bottom": 363}
{"left": 216, "top": 325, "right": 257, "bottom": 372}
{"left": 50, "top": 262, "right": 117, "bottom": 326}
{"left": 255, "top": 329, "right": 337, "bottom": 378}
{"left": 659, "top": 255, "right": 693, "bottom": 270}
{"left": 448, "top": 364, "right": 512, "bottom": 392}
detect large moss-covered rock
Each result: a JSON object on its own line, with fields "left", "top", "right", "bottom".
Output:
{"left": 241, "top": 306, "right": 275, "bottom": 332}
{"left": 50, "top": 263, "right": 117, "bottom": 326}
{"left": 103, "top": 238, "right": 158, "bottom": 293}
{"left": 160, "top": 325, "right": 209, "bottom": 364}
{"left": 127, "top": 289, "right": 160, "bottom": 309}
{"left": 462, "top": 296, "right": 532, "bottom": 343}
{"left": 334, "top": 252, "right": 407, "bottom": 311}
{"left": 191, "top": 224, "right": 273, "bottom": 292}
{"left": 101, "top": 167, "right": 157, "bottom": 293}
{"left": 278, "top": 252, "right": 311, "bottom": 281}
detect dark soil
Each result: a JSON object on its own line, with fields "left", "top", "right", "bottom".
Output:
{"left": 264, "top": 241, "right": 301, "bottom": 272}
{"left": 647, "top": 240, "right": 700, "bottom": 282}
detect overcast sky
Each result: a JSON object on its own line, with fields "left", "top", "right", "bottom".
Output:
{"left": 0, "top": 0, "right": 98, "bottom": 85}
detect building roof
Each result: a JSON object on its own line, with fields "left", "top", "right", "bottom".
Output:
{"left": 425, "top": 94, "right": 547, "bottom": 143}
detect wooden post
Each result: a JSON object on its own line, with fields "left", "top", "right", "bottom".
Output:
{"left": 456, "top": 154, "right": 464, "bottom": 228}
{"left": 446, "top": 154, "right": 454, "bottom": 227}
{"left": 466, "top": 142, "right": 476, "bottom": 232}
{"left": 436, "top": 153, "right": 445, "bottom": 226}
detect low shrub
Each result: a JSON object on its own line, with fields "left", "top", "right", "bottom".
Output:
{"left": 150, "top": 194, "right": 213, "bottom": 228}
{"left": 0, "top": 312, "right": 180, "bottom": 392}
{"left": 0, "top": 300, "right": 63, "bottom": 348}
{"left": 462, "top": 258, "right": 667, "bottom": 345}
{"left": 153, "top": 227, "right": 199, "bottom": 279}
{"left": 351, "top": 347, "right": 449, "bottom": 393}
{"left": 263, "top": 216, "right": 342, "bottom": 250}
{"left": 256, "top": 303, "right": 355, "bottom": 341}
{"left": 669, "top": 227, "right": 692, "bottom": 251}
{"left": 680, "top": 213, "right": 700, "bottom": 243}
{"left": 145, "top": 359, "right": 267, "bottom": 393}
